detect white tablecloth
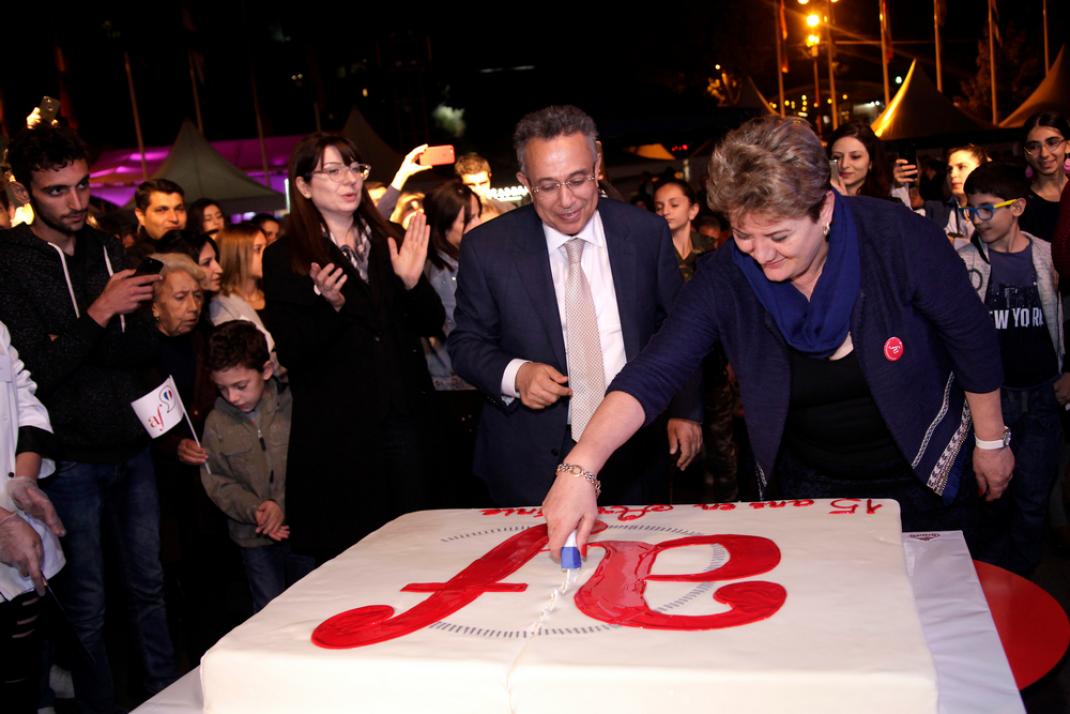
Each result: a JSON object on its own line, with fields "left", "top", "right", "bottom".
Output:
{"left": 134, "top": 530, "right": 1023, "bottom": 714}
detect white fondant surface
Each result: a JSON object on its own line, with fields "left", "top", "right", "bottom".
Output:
{"left": 200, "top": 500, "right": 937, "bottom": 714}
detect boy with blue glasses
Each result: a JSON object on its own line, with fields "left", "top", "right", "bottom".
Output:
{"left": 958, "top": 161, "right": 1068, "bottom": 574}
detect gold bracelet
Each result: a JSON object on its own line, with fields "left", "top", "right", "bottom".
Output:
{"left": 555, "top": 463, "right": 601, "bottom": 497}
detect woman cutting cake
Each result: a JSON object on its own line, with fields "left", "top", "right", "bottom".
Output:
{"left": 542, "top": 116, "right": 1013, "bottom": 557}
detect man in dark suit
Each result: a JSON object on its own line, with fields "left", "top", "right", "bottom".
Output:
{"left": 448, "top": 105, "right": 701, "bottom": 506}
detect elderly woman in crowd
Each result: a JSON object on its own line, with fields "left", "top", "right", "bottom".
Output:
{"left": 150, "top": 253, "right": 215, "bottom": 460}
{"left": 262, "top": 133, "right": 444, "bottom": 563}
{"left": 148, "top": 252, "right": 244, "bottom": 658}
{"left": 542, "top": 116, "right": 1013, "bottom": 557}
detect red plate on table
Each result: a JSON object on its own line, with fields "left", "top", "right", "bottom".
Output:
{"left": 974, "top": 560, "right": 1070, "bottom": 689}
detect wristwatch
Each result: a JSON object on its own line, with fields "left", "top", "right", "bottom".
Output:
{"left": 975, "top": 426, "right": 1011, "bottom": 450}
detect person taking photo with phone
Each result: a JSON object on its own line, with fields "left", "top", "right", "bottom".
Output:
{"left": 0, "top": 122, "right": 177, "bottom": 711}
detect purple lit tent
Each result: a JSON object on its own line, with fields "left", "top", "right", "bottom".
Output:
{"left": 91, "top": 127, "right": 299, "bottom": 209}
{"left": 136, "top": 122, "right": 284, "bottom": 213}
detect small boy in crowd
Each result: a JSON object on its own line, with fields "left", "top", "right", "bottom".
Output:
{"left": 201, "top": 321, "right": 313, "bottom": 611}
{"left": 957, "top": 161, "right": 1067, "bottom": 575}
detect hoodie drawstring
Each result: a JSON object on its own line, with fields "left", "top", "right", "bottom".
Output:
{"left": 47, "top": 243, "right": 80, "bottom": 319}
{"left": 100, "top": 246, "right": 126, "bottom": 333}
{"left": 47, "top": 243, "right": 127, "bottom": 333}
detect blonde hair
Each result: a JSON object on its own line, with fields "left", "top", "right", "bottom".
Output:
{"left": 217, "top": 223, "right": 264, "bottom": 296}
{"left": 706, "top": 115, "right": 829, "bottom": 222}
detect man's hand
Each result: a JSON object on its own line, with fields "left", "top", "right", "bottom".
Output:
{"left": 667, "top": 418, "right": 702, "bottom": 470}
{"left": 310, "top": 262, "right": 349, "bottom": 311}
{"left": 9, "top": 477, "right": 65, "bottom": 537}
{"left": 973, "top": 446, "right": 1014, "bottom": 501}
{"left": 86, "top": 269, "right": 160, "bottom": 327}
{"left": 177, "top": 438, "right": 209, "bottom": 466}
{"left": 0, "top": 511, "right": 48, "bottom": 595}
{"left": 255, "top": 500, "right": 285, "bottom": 536}
{"left": 542, "top": 466, "right": 599, "bottom": 563}
{"left": 516, "top": 362, "right": 571, "bottom": 409}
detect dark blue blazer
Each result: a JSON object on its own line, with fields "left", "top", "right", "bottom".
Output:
{"left": 448, "top": 199, "right": 700, "bottom": 506}
{"left": 611, "top": 196, "right": 1001, "bottom": 502}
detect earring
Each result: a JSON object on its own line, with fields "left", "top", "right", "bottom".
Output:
{"left": 822, "top": 223, "right": 830, "bottom": 237}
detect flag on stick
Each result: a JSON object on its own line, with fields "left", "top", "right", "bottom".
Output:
{"left": 131, "top": 376, "right": 212, "bottom": 472}
{"left": 132, "top": 377, "right": 184, "bottom": 438}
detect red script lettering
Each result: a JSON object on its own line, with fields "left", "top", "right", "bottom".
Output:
{"left": 575, "top": 534, "right": 786, "bottom": 629}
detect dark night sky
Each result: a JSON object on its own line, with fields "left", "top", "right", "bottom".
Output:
{"left": 3, "top": 1, "right": 1066, "bottom": 165}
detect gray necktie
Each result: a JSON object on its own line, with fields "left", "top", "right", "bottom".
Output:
{"left": 563, "top": 238, "right": 605, "bottom": 441}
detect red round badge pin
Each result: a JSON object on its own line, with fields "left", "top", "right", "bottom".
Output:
{"left": 883, "top": 337, "right": 904, "bottom": 362}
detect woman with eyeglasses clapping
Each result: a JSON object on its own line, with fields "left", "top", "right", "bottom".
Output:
{"left": 261, "top": 134, "right": 445, "bottom": 563}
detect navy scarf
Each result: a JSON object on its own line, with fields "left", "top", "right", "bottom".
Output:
{"left": 731, "top": 193, "right": 860, "bottom": 358}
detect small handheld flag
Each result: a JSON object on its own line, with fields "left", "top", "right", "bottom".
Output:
{"left": 131, "top": 376, "right": 184, "bottom": 438}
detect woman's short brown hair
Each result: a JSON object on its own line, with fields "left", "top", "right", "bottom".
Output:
{"left": 706, "top": 116, "right": 829, "bottom": 223}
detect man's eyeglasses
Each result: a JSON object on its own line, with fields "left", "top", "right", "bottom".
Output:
{"left": 963, "top": 199, "right": 1018, "bottom": 223}
{"left": 1023, "top": 136, "right": 1065, "bottom": 156}
{"left": 313, "top": 162, "right": 372, "bottom": 183}
{"left": 530, "top": 173, "right": 597, "bottom": 196}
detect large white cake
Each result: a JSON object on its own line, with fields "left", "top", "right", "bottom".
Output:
{"left": 201, "top": 499, "right": 937, "bottom": 713}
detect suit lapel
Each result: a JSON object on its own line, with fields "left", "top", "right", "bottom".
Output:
{"left": 512, "top": 214, "right": 567, "bottom": 368}
{"left": 601, "top": 203, "right": 640, "bottom": 360}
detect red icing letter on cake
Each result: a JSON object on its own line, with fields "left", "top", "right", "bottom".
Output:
{"left": 573, "top": 534, "right": 786, "bottom": 629}
{"left": 312, "top": 524, "right": 551, "bottom": 648}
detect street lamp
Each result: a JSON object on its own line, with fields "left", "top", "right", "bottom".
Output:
{"left": 799, "top": 0, "right": 840, "bottom": 130}
{"left": 805, "top": 31, "right": 822, "bottom": 135}
{"left": 825, "top": 0, "right": 839, "bottom": 129}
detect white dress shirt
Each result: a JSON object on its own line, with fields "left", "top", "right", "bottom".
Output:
{"left": 500, "top": 211, "right": 627, "bottom": 415}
